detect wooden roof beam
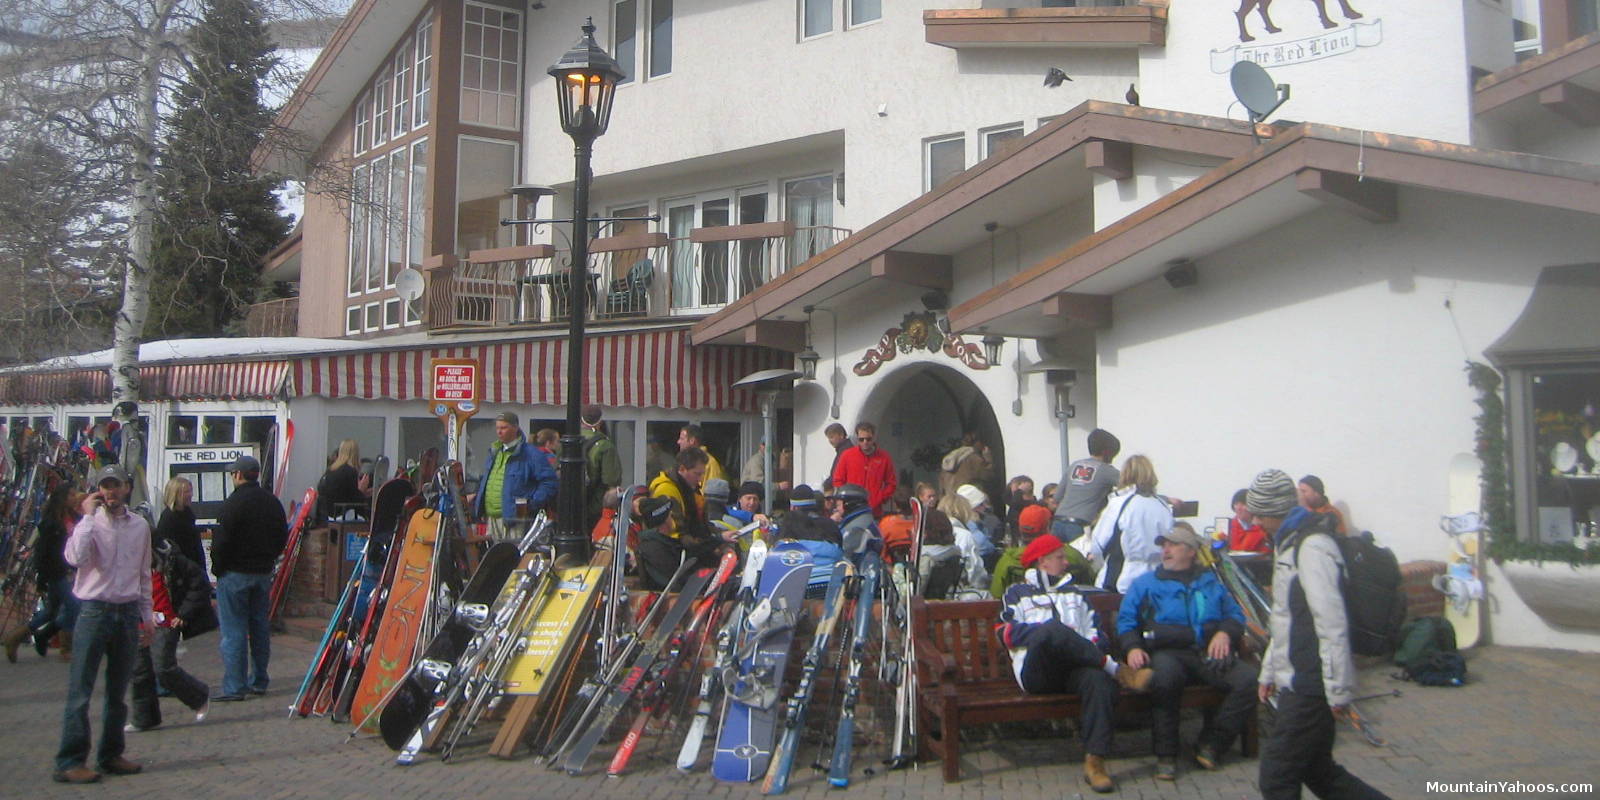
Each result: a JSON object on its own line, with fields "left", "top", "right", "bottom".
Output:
{"left": 743, "top": 320, "right": 806, "bottom": 352}
{"left": 869, "top": 251, "right": 953, "bottom": 290}
{"left": 1041, "top": 292, "right": 1112, "bottom": 330}
{"left": 1540, "top": 81, "right": 1600, "bottom": 127}
{"left": 1296, "top": 168, "right": 1397, "bottom": 223}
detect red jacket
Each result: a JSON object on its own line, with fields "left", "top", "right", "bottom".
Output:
{"left": 1227, "top": 517, "right": 1271, "bottom": 553}
{"left": 831, "top": 446, "right": 897, "bottom": 516}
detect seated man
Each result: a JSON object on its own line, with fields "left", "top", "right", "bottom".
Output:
{"left": 1000, "top": 534, "right": 1153, "bottom": 794}
{"left": 1117, "top": 521, "right": 1259, "bottom": 781}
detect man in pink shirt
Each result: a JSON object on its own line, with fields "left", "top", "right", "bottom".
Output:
{"left": 830, "top": 421, "right": 898, "bottom": 517}
{"left": 53, "top": 465, "right": 152, "bottom": 784}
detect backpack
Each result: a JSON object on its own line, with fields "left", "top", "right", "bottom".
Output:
{"left": 1394, "top": 616, "right": 1466, "bottom": 686}
{"left": 1295, "top": 528, "right": 1406, "bottom": 657}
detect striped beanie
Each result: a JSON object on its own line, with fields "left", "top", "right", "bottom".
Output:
{"left": 1246, "top": 469, "right": 1298, "bottom": 517}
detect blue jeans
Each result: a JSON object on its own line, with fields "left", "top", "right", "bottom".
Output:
{"left": 216, "top": 571, "right": 273, "bottom": 696}
{"left": 55, "top": 599, "right": 139, "bottom": 772}
{"left": 30, "top": 574, "right": 81, "bottom": 639}
{"left": 1052, "top": 518, "right": 1087, "bottom": 543}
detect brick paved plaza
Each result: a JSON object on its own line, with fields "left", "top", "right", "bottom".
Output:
{"left": 5, "top": 628, "right": 1598, "bottom": 799}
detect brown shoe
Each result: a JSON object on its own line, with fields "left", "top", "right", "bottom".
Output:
{"left": 1083, "top": 754, "right": 1115, "bottom": 794}
{"left": 100, "top": 756, "right": 142, "bottom": 775}
{"left": 1116, "top": 665, "right": 1154, "bottom": 693}
{"left": 52, "top": 766, "right": 101, "bottom": 784}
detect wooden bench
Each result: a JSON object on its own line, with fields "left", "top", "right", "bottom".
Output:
{"left": 911, "top": 595, "right": 1258, "bottom": 782}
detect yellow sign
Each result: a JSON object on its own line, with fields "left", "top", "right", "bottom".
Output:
{"left": 502, "top": 566, "right": 605, "bottom": 696}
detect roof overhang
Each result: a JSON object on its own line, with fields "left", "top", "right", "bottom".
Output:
{"left": 948, "top": 126, "right": 1600, "bottom": 337}
{"left": 1475, "top": 31, "right": 1600, "bottom": 131}
{"left": 255, "top": 0, "right": 428, "bottom": 176}
{"left": 688, "top": 101, "right": 1264, "bottom": 346}
{"left": 262, "top": 226, "right": 302, "bottom": 283}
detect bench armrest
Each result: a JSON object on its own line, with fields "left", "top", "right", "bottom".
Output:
{"left": 914, "top": 638, "right": 958, "bottom": 683}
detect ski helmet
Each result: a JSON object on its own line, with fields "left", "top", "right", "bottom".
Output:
{"left": 835, "top": 483, "right": 870, "bottom": 510}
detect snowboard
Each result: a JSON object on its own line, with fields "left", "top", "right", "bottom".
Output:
{"left": 712, "top": 541, "right": 816, "bottom": 783}
{"left": 268, "top": 488, "right": 319, "bottom": 624}
{"left": 677, "top": 537, "right": 768, "bottom": 772}
{"left": 273, "top": 419, "right": 295, "bottom": 501}
{"left": 1443, "top": 452, "right": 1484, "bottom": 648}
{"left": 351, "top": 507, "right": 442, "bottom": 731}
{"left": 487, "top": 564, "right": 607, "bottom": 758}
{"left": 380, "top": 539, "right": 525, "bottom": 749}
{"left": 763, "top": 560, "right": 851, "bottom": 794}
{"left": 330, "top": 481, "right": 418, "bottom": 722}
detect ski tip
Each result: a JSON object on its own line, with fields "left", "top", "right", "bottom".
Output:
{"left": 828, "top": 778, "right": 849, "bottom": 788}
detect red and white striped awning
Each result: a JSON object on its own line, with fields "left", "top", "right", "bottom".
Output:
{"left": 288, "top": 329, "right": 788, "bottom": 412}
{"left": 0, "top": 362, "right": 289, "bottom": 405}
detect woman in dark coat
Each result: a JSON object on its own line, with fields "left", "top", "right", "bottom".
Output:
{"left": 154, "top": 477, "right": 207, "bottom": 574}
{"left": 3, "top": 484, "right": 83, "bottom": 662}
{"left": 128, "top": 540, "right": 217, "bottom": 730}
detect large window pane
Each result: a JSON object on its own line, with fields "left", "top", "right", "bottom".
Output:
{"left": 461, "top": 2, "right": 521, "bottom": 128}
{"left": 373, "top": 73, "right": 390, "bottom": 146}
{"left": 387, "top": 148, "right": 407, "bottom": 286}
{"left": 408, "top": 138, "right": 428, "bottom": 273}
{"left": 455, "top": 138, "right": 516, "bottom": 255}
{"left": 925, "top": 135, "right": 965, "bottom": 191}
{"left": 849, "top": 0, "right": 881, "bottom": 26}
{"left": 367, "top": 153, "right": 388, "bottom": 291}
{"left": 354, "top": 91, "right": 370, "bottom": 154}
{"left": 785, "top": 175, "right": 834, "bottom": 268}
{"left": 649, "top": 0, "right": 672, "bottom": 77}
{"left": 614, "top": 0, "right": 637, "bottom": 83}
{"left": 414, "top": 16, "right": 433, "bottom": 126}
{"left": 667, "top": 202, "right": 694, "bottom": 310}
{"left": 326, "top": 416, "right": 386, "bottom": 475}
{"left": 348, "top": 165, "right": 368, "bottom": 295}
{"left": 803, "top": 0, "right": 832, "bottom": 37}
{"left": 393, "top": 38, "right": 412, "bottom": 137}
{"left": 1531, "top": 369, "right": 1600, "bottom": 541}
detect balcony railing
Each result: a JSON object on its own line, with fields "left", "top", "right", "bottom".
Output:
{"left": 244, "top": 296, "right": 298, "bottom": 337}
{"left": 668, "top": 222, "right": 851, "bottom": 313}
{"left": 425, "top": 223, "right": 850, "bottom": 331}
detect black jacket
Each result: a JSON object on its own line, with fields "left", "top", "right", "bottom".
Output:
{"left": 155, "top": 541, "right": 218, "bottom": 639}
{"left": 32, "top": 515, "right": 72, "bottom": 586}
{"left": 154, "top": 506, "right": 206, "bottom": 571}
{"left": 213, "top": 480, "right": 289, "bottom": 576}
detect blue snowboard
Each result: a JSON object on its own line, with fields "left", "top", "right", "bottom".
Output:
{"left": 712, "top": 542, "right": 814, "bottom": 782}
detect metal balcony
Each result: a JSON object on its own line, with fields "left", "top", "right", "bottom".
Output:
{"left": 666, "top": 222, "right": 851, "bottom": 313}
{"left": 244, "top": 296, "right": 298, "bottom": 337}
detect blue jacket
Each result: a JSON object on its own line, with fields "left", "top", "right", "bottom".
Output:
{"left": 1116, "top": 566, "right": 1245, "bottom": 654}
{"left": 474, "top": 439, "right": 557, "bottom": 520}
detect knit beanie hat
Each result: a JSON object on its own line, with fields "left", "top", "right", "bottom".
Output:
{"left": 738, "top": 481, "right": 765, "bottom": 501}
{"left": 1246, "top": 469, "right": 1298, "bottom": 517}
{"left": 639, "top": 496, "right": 673, "bottom": 528}
{"left": 790, "top": 484, "right": 818, "bottom": 509}
{"left": 702, "top": 478, "right": 731, "bottom": 503}
{"left": 1020, "top": 534, "right": 1066, "bottom": 568}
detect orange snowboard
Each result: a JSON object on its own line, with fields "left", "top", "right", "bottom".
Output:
{"left": 350, "top": 507, "right": 440, "bottom": 731}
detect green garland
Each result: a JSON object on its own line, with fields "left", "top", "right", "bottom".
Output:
{"left": 1469, "top": 361, "right": 1600, "bottom": 567}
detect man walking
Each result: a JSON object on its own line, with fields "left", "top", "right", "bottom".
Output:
{"left": 830, "top": 421, "right": 897, "bottom": 517}
{"left": 1250, "top": 469, "right": 1389, "bottom": 800}
{"left": 580, "top": 404, "right": 622, "bottom": 533}
{"left": 53, "top": 465, "right": 151, "bottom": 784}
{"left": 472, "top": 412, "right": 557, "bottom": 542}
{"left": 212, "top": 455, "right": 288, "bottom": 701}
{"left": 1052, "top": 428, "right": 1121, "bottom": 542}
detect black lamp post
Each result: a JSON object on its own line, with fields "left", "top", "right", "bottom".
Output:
{"left": 549, "top": 18, "right": 623, "bottom": 566}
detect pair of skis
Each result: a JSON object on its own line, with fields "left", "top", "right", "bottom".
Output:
{"left": 675, "top": 537, "right": 768, "bottom": 771}
{"left": 882, "top": 499, "right": 925, "bottom": 771}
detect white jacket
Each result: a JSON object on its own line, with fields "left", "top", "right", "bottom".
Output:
{"left": 1080, "top": 487, "right": 1173, "bottom": 593}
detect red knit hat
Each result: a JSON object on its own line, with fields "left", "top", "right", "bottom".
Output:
{"left": 1017, "top": 504, "right": 1052, "bottom": 537}
{"left": 1020, "top": 534, "right": 1066, "bottom": 568}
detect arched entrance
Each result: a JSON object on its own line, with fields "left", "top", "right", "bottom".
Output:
{"left": 860, "top": 361, "right": 1005, "bottom": 509}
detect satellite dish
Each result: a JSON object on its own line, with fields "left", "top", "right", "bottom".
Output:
{"left": 395, "top": 268, "right": 425, "bottom": 302}
{"left": 1230, "top": 61, "right": 1290, "bottom": 131}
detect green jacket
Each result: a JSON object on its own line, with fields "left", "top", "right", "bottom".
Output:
{"left": 990, "top": 544, "right": 1095, "bottom": 599}
{"left": 582, "top": 427, "right": 622, "bottom": 519}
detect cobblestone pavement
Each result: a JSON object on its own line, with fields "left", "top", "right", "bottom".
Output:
{"left": 4, "top": 628, "right": 1598, "bottom": 800}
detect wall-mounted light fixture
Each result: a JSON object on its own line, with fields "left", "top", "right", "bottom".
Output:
{"left": 800, "top": 305, "right": 840, "bottom": 419}
{"left": 982, "top": 331, "right": 1006, "bottom": 367}
{"left": 1164, "top": 258, "right": 1198, "bottom": 289}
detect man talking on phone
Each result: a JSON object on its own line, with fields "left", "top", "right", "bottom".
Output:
{"left": 53, "top": 465, "right": 153, "bottom": 784}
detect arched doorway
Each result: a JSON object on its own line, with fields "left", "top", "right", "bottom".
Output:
{"left": 859, "top": 362, "right": 1005, "bottom": 509}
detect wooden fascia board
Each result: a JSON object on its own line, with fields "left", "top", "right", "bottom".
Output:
{"left": 743, "top": 321, "right": 807, "bottom": 352}
{"left": 1475, "top": 31, "right": 1600, "bottom": 115}
{"left": 689, "top": 103, "right": 1260, "bottom": 345}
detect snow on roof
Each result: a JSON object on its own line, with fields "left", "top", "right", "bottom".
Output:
{"left": 3, "top": 337, "right": 372, "bottom": 373}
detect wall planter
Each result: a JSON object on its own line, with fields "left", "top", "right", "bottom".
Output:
{"left": 1500, "top": 559, "right": 1600, "bottom": 629}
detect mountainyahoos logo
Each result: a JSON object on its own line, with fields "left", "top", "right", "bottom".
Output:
{"left": 1212, "top": 0, "right": 1382, "bottom": 72}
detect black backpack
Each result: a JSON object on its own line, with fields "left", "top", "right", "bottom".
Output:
{"left": 1393, "top": 616, "right": 1466, "bottom": 686}
{"left": 1296, "top": 528, "right": 1406, "bottom": 657}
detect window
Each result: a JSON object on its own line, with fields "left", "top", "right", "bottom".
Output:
{"left": 387, "top": 147, "right": 408, "bottom": 286}
{"left": 354, "top": 91, "right": 371, "bottom": 155}
{"left": 364, "top": 302, "right": 382, "bottom": 331}
{"left": 408, "top": 138, "right": 428, "bottom": 273}
{"left": 414, "top": 16, "right": 433, "bottom": 126}
{"left": 455, "top": 137, "right": 517, "bottom": 255}
{"left": 326, "top": 416, "right": 386, "bottom": 472}
{"left": 1530, "top": 369, "right": 1600, "bottom": 539}
{"left": 649, "top": 0, "right": 673, "bottom": 78}
{"left": 784, "top": 175, "right": 834, "bottom": 268}
{"left": 373, "top": 71, "right": 391, "bottom": 146}
{"left": 202, "top": 415, "right": 236, "bottom": 445}
{"left": 848, "top": 0, "right": 880, "bottom": 27}
{"left": 924, "top": 134, "right": 965, "bottom": 192}
{"left": 981, "top": 124, "right": 1024, "bottom": 160}
{"left": 367, "top": 153, "right": 388, "bottom": 291}
{"left": 461, "top": 2, "right": 522, "bottom": 129}
{"left": 167, "top": 415, "right": 198, "bottom": 445}
{"left": 614, "top": 0, "right": 637, "bottom": 83}
{"left": 349, "top": 165, "right": 368, "bottom": 296}
{"left": 392, "top": 37, "right": 412, "bottom": 137}
{"left": 802, "top": 0, "right": 832, "bottom": 38}
{"left": 384, "top": 297, "right": 402, "bottom": 329}
{"left": 346, "top": 306, "right": 363, "bottom": 335}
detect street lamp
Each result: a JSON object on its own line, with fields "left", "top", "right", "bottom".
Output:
{"left": 549, "top": 18, "right": 624, "bottom": 566}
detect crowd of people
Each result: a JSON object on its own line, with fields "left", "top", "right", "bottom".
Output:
{"left": 11, "top": 409, "right": 1381, "bottom": 797}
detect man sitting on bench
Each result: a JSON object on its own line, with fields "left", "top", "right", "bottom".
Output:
{"left": 1117, "top": 521, "right": 1259, "bottom": 781}
{"left": 999, "top": 534, "right": 1153, "bottom": 794}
